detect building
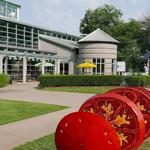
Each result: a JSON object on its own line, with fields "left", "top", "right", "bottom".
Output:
{"left": 0, "top": 0, "right": 119, "bottom": 83}
{"left": 78, "top": 28, "right": 119, "bottom": 75}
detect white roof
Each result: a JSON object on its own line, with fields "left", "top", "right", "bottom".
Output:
{"left": 78, "top": 28, "right": 119, "bottom": 43}
{"left": 40, "top": 35, "right": 79, "bottom": 50}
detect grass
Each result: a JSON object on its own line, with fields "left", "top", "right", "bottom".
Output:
{"left": 0, "top": 100, "right": 68, "bottom": 125}
{"left": 139, "top": 138, "right": 150, "bottom": 150}
{"left": 12, "top": 134, "right": 150, "bottom": 150}
{"left": 12, "top": 134, "right": 56, "bottom": 150}
{"left": 43, "top": 86, "right": 115, "bottom": 94}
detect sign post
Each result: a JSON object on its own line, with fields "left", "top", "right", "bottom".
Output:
{"left": 117, "top": 61, "right": 126, "bottom": 75}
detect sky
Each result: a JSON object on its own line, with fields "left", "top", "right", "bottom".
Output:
{"left": 10, "top": 0, "right": 150, "bottom": 36}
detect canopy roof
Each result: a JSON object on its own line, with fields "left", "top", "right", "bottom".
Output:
{"left": 35, "top": 62, "right": 54, "bottom": 67}
{"left": 40, "top": 35, "right": 79, "bottom": 50}
{"left": 78, "top": 28, "right": 119, "bottom": 44}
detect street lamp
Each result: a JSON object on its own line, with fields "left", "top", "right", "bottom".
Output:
{"left": 148, "top": 57, "right": 150, "bottom": 75}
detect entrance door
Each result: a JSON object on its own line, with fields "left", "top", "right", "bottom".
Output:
{"left": 7, "top": 58, "right": 23, "bottom": 81}
{"left": 60, "top": 63, "right": 69, "bottom": 75}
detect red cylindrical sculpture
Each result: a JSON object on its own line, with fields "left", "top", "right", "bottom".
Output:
{"left": 107, "top": 87, "right": 150, "bottom": 139}
{"left": 79, "top": 93, "right": 145, "bottom": 150}
{"left": 133, "top": 87, "right": 150, "bottom": 97}
{"left": 55, "top": 112, "right": 120, "bottom": 150}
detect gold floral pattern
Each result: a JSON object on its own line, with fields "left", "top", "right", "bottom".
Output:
{"left": 101, "top": 103, "right": 114, "bottom": 119}
{"left": 136, "top": 102, "right": 146, "bottom": 112}
{"left": 117, "top": 132, "right": 128, "bottom": 146}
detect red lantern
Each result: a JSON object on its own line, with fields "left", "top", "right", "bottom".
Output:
{"left": 55, "top": 112, "right": 120, "bottom": 150}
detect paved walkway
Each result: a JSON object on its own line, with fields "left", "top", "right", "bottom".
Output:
{"left": 0, "top": 82, "right": 94, "bottom": 150}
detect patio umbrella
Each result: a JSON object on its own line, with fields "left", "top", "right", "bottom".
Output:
{"left": 35, "top": 62, "right": 54, "bottom": 67}
{"left": 77, "top": 62, "right": 96, "bottom": 68}
{"left": 77, "top": 62, "right": 96, "bottom": 74}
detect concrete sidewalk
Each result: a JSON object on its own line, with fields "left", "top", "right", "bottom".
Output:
{"left": 0, "top": 82, "right": 93, "bottom": 150}
{"left": 0, "top": 108, "right": 76, "bottom": 150}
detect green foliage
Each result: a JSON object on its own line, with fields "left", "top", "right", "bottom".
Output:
{"left": 125, "top": 76, "right": 150, "bottom": 87}
{"left": 12, "top": 132, "right": 150, "bottom": 150}
{"left": 0, "top": 100, "right": 68, "bottom": 125}
{"left": 80, "top": 4, "right": 144, "bottom": 71}
{"left": 43, "top": 86, "right": 113, "bottom": 94}
{"left": 12, "top": 134, "right": 56, "bottom": 150}
{"left": 80, "top": 4, "right": 122, "bottom": 35}
{"left": 39, "top": 75, "right": 150, "bottom": 87}
{"left": 38, "top": 75, "right": 123, "bottom": 87}
{"left": 114, "top": 19, "right": 142, "bottom": 71}
{"left": 0, "top": 74, "right": 9, "bottom": 87}
{"left": 139, "top": 15, "right": 150, "bottom": 53}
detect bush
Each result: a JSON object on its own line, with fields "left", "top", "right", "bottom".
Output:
{"left": 38, "top": 75, "right": 123, "bottom": 88}
{"left": 124, "top": 76, "right": 150, "bottom": 87}
{"left": 0, "top": 74, "right": 10, "bottom": 88}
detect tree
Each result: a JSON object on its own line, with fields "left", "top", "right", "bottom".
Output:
{"left": 80, "top": 5, "right": 143, "bottom": 71}
{"left": 80, "top": 4, "right": 122, "bottom": 36}
{"left": 113, "top": 19, "right": 142, "bottom": 61}
{"left": 139, "top": 15, "right": 150, "bottom": 53}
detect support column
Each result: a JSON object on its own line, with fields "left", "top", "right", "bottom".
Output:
{"left": 0, "top": 54, "right": 3, "bottom": 74}
{"left": 23, "top": 56, "right": 27, "bottom": 83}
{"left": 41, "top": 58, "right": 45, "bottom": 75}
{"left": 113, "top": 59, "right": 117, "bottom": 75}
{"left": 69, "top": 61, "right": 74, "bottom": 74}
{"left": 104, "top": 59, "right": 112, "bottom": 75}
{"left": 4, "top": 56, "right": 8, "bottom": 74}
{"left": 54, "top": 59, "right": 60, "bottom": 75}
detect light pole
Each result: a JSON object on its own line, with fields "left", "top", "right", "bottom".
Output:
{"left": 148, "top": 58, "right": 150, "bottom": 75}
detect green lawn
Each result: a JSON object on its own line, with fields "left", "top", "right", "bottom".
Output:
{"left": 12, "top": 134, "right": 56, "bottom": 150}
{"left": 43, "top": 86, "right": 115, "bottom": 94}
{"left": 0, "top": 100, "right": 68, "bottom": 125}
{"left": 12, "top": 133, "right": 150, "bottom": 150}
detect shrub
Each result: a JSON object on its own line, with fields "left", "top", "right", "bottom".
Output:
{"left": 124, "top": 76, "right": 150, "bottom": 87}
{"left": 0, "top": 74, "right": 10, "bottom": 88}
{"left": 38, "top": 75, "right": 123, "bottom": 88}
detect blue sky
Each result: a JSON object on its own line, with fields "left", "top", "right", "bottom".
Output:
{"left": 10, "top": 0, "right": 150, "bottom": 36}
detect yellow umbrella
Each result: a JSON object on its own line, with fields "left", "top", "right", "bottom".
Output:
{"left": 77, "top": 62, "right": 96, "bottom": 68}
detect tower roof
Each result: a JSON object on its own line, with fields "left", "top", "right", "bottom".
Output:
{"left": 78, "top": 28, "right": 119, "bottom": 44}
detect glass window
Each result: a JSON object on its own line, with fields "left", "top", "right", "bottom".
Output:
{"left": 97, "top": 58, "right": 100, "bottom": 63}
{"left": 46, "top": 31, "right": 52, "bottom": 36}
{"left": 68, "top": 37, "right": 71, "bottom": 40}
{"left": 58, "top": 34, "right": 62, "bottom": 38}
{"left": 7, "top": 3, "right": 17, "bottom": 19}
{"left": 60, "top": 63, "right": 63, "bottom": 74}
{"left": 39, "top": 30, "right": 45, "bottom": 35}
{"left": 97, "top": 64, "right": 100, "bottom": 73}
{"left": 0, "top": 1, "right": 6, "bottom": 16}
{"left": 64, "top": 63, "right": 69, "bottom": 75}
{"left": 0, "top": 20, "right": 7, "bottom": 26}
{"left": 93, "top": 58, "right": 96, "bottom": 63}
{"left": 9, "top": 22, "right": 16, "bottom": 28}
{"left": 63, "top": 36, "right": 66, "bottom": 39}
{"left": 60, "top": 63, "right": 69, "bottom": 75}
{"left": 102, "top": 59, "right": 104, "bottom": 63}
{"left": 101, "top": 64, "right": 105, "bottom": 74}
{"left": 52, "top": 33, "right": 56, "bottom": 37}
{"left": 93, "top": 58, "right": 105, "bottom": 75}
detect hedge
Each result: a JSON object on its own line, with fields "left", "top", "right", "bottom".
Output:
{"left": 38, "top": 75, "right": 123, "bottom": 88}
{"left": 0, "top": 74, "right": 10, "bottom": 88}
{"left": 124, "top": 76, "right": 150, "bottom": 87}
